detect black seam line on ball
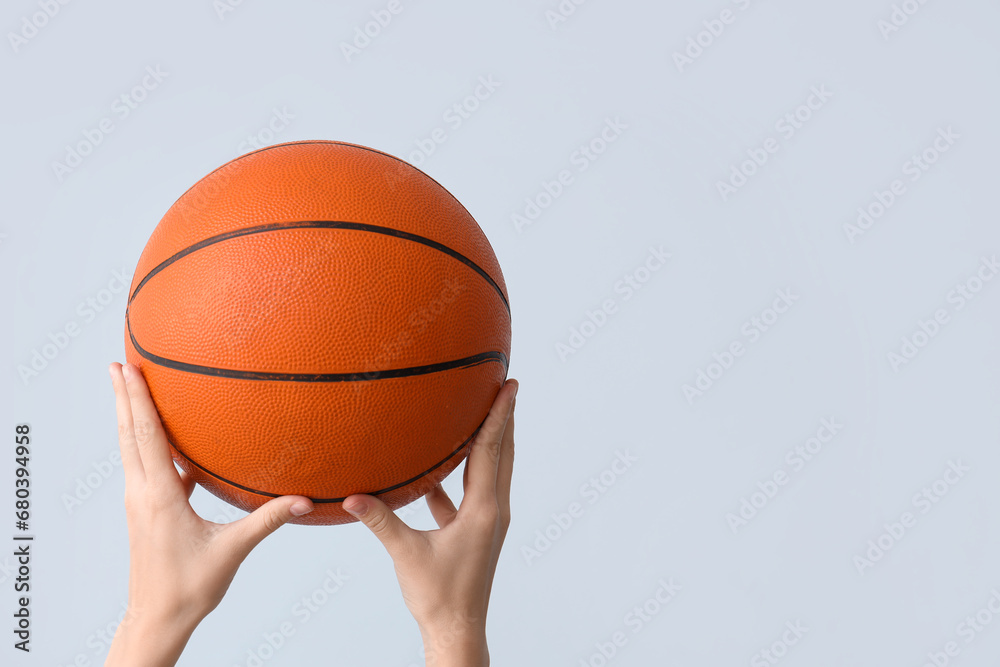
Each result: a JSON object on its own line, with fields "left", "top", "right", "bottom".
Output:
{"left": 170, "top": 426, "right": 480, "bottom": 502}
{"left": 126, "top": 317, "right": 507, "bottom": 380}
{"left": 128, "top": 220, "right": 510, "bottom": 315}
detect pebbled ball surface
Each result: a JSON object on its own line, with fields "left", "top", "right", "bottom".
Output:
{"left": 123, "top": 140, "right": 511, "bottom": 525}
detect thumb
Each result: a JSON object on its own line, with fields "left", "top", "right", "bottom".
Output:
{"left": 224, "top": 496, "right": 314, "bottom": 559}
{"left": 343, "top": 494, "right": 411, "bottom": 555}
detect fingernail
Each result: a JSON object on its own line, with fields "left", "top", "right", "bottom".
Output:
{"left": 290, "top": 502, "right": 313, "bottom": 517}
{"left": 343, "top": 499, "right": 368, "bottom": 518}
{"left": 122, "top": 364, "right": 134, "bottom": 383}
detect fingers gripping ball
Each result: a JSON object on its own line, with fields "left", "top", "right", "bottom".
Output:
{"left": 123, "top": 141, "right": 511, "bottom": 525}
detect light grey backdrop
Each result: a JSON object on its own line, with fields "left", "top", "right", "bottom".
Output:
{"left": 2, "top": 0, "right": 1000, "bottom": 665}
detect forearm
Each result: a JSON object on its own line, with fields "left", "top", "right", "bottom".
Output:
{"left": 105, "top": 609, "right": 200, "bottom": 667}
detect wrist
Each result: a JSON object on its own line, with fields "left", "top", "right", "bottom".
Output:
{"left": 105, "top": 605, "right": 202, "bottom": 667}
{"left": 420, "top": 620, "right": 489, "bottom": 667}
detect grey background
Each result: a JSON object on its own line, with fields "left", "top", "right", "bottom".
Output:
{"left": 2, "top": 0, "right": 1000, "bottom": 665}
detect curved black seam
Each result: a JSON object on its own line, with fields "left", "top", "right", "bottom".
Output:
{"left": 172, "top": 425, "right": 480, "bottom": 502}
{"left": 127, "top": 316, "right": 507, "bottom": 380}
{"left": 128, "top": 220, "right": 510, "bottom": 315}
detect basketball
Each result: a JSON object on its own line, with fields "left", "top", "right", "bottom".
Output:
{"left": 123, "top": 140, "right": 511, "bottom": 525}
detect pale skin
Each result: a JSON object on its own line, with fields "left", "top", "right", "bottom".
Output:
{"left": 105, "top": 361, "right": 518, "bottom": 667}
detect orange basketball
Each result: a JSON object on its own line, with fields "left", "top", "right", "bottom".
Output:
{"left": 123, "top": 140, "right": 510, "bottom": 525}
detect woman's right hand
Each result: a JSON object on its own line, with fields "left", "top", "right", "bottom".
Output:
{"left": 343, "top": 379, "right": 518, "bottom": 667}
